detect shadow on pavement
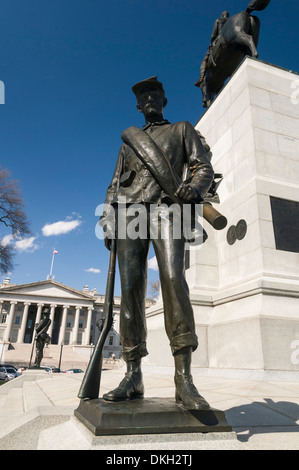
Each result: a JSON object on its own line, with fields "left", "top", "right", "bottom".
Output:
{"left": 225, "top": 398, "right": 299, "bottom": 443}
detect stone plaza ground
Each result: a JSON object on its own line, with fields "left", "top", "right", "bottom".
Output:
{"left": 0, "top": 365, "right": 298, "bottom": 450}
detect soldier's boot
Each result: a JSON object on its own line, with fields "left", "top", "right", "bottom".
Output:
{"left": 174, "top": 347, "right": 210, "bottom": 410}
{"left": 103, "top": 360, "right": 144, "bottom": 401}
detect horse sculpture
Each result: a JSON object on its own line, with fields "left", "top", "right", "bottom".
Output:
{"left": 195, "top": 0, "right": 271, "bottom": 108}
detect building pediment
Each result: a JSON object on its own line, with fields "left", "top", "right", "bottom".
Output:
{"left": 0, "top": 280, "right": 94, "bottom": 303}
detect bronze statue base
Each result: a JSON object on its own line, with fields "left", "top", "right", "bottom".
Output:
{"left": 74, "top": 397, "right": 232, "bottom": 436}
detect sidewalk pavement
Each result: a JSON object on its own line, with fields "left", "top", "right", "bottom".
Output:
{"left": 0, "top": 366, "right": 298, "bottom": 450}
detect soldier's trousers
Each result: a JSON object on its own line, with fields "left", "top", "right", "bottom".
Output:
{"left": 116, "top": 204, "right": 198, "bottom": 362}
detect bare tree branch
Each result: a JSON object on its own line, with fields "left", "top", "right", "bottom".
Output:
{"left": 148, "top": 279, "right": 161, "bottom": 301}
{"left": 0, "top": 167, "right": 31, "bottom": 274}
{"left": 0, "top": 242, "right": 14, "bottom": 274}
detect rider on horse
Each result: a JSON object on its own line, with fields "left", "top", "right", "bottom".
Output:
{"left": 195, "top": 0, "right": 271, "bottom": 108}
{"left": 194, "top": 11, "right": 230, "bottom": 107}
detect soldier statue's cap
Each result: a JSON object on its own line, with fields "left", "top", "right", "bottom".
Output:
{"left": 132, "top": 76, "right": 165, "bottom": 96}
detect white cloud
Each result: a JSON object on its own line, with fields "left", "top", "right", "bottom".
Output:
{"left": 1, "top": 234, "right": 14, "bottom": 247}
{"left": 42, "top": 219, "right": 81, "bottom": 236}
{"left": 15, "top": 236, "right": 39, "bottom": 253}
{"left": 85, "top": 267, "right": 101, "bottom": 274}
{"left": 148, "top": 256, "right": 158, "bottom": 271}
{"left": 1, "top": 234, "right": 39, "bottom": 253}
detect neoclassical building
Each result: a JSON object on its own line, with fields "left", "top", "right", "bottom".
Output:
{"left": 0, "top": 278, "right": 121, "bottom": 356}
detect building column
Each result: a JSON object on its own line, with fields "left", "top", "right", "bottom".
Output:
{"left": 0, "top": 302, "right": 3, "bottom": 344}
{"left": 36, "top": 303, "right": 44, "bottom": 324}
{"left": 72, "top": 306, "right": 81, "bottom": 345}
{"left": 31, "top": 303, "right": 44, "bottom": 344}
{"left": 58, "top": 305, "right": 69, "bottom": 345}
{"left": 48, "top": 304, "right": 57, "bottom": 339}
{"left": 3, "top": 302, "right": 17, "bottom": 342}
{"left": 0, "top": 302, "right": 3, "bottom": 328}
{"left": 17, "top": 302, "right": 31, "bottom": 343}
{"left": 84, "top": 307, "right": 93, "bottom": 345}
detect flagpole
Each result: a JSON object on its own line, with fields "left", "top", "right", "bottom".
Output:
{"left": 49, "top": 252, "right": 55, "bottom": 279}
{"left": 49, "top": 249, "right": 58, "bottom": 279}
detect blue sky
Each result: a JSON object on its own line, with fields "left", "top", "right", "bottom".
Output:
{"left": 0, "top": 0, "right": 298, "bottom": 296}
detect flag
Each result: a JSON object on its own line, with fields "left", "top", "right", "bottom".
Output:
{"left": 53, "top": 250, "right": 58, "bottom": 255}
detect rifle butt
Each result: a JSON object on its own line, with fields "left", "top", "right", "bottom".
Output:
{"left": 77, "top": 340, "right": 104, "bottom": 399}
{"left": 203, "top": 203, "right": 227, "bottom": 230}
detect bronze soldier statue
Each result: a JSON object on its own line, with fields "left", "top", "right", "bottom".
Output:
{"left": 100, "top": 76, "right": 214, "bottom": 410}
{"left": 32, "top": 311, "right": 51, "bottom": 368}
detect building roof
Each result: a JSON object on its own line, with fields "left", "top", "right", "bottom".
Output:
{"left": 0, "top": 278, "right": 96, "bottom": 304}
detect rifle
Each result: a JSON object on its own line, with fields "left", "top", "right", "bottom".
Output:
{"left": 28, "top": 330, "right": 37, "bottom": 368}
{"left": 78, "top": 238, "right": 117, "bottom": 399}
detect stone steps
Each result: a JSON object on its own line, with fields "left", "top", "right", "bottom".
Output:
{"left": 0, "top": 371, "right": 75, "bottom": 442}
{"left": 2, "top": 343, "right": 91, "bottom": 370}
{"left": 23, "top": 381, "right": 53, "bottom": 412}
{"left": 2, "top": 343, "right": 124, "bottom": 373}
{"left": 2, "top": 388, "right": 24, "bottom": 416}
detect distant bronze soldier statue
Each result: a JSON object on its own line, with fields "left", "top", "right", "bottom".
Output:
{"left": 32, "top": 310, "right": 51, "bottom": 368}
{"left": 100, "top": 76, "right": 214, "bottom": 410}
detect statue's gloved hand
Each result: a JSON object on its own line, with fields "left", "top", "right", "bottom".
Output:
{"left": 175, "top": 183, "right": 199, "bottom": 203}
{"left": 104, "top": 236, "right": 112, "bottom": 251}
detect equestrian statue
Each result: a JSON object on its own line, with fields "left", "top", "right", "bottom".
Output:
{"left": 195, "top": 0, "right": 271, "bottom": 108}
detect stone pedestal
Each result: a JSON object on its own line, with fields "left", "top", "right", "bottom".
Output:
{"left": 38, "top": 416, "right": 240, "bottom": 450}
{"left": 145, "top": 58, "right": 299, "bottom": 377}
{"left": 74, "top": 398, "right": 232, "bottom": 436}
